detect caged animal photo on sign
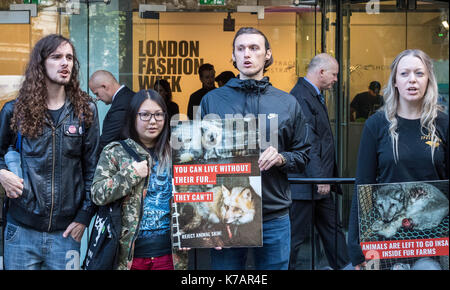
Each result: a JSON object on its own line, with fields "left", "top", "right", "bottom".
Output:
{"left": 358, "top": 180, "right": 449, "bottom": 270}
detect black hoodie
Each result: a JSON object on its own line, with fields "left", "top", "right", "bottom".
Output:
{"left": 200, "top": 77, "right": 311, "bottom": 221}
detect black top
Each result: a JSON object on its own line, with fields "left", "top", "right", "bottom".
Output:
{"left": 167, "top": 101, "right": 179, "bottom": 121}
{"left": 347, "top": 110, "right": 449, "bottom": 265}
{"left": 350, "top": 91, "right": 383, "bottom": 120}
{"left": 187, "top": 86, "right": 215, "bottom": 120}
{"left": 355, "top": 111, "right": 447, "bottom": 184}
{"left": 133, "top": 231, "right": 172, "bottom": 258}
{"left": 48, "top": 106, "right": 65, "bottom": 124}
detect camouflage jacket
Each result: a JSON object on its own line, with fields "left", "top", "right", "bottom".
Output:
{"left": 91, "top": 138, "right": 151, "bottom": 270}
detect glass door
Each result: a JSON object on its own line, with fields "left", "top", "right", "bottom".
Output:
{"left": 0, "top": 2, "right": 74, "bottom": 110}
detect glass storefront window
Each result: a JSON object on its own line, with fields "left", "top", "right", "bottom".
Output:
{"left": 132, "top": 11, "right": 299, "bottom": 117}
{"left": 0, "top": 7, "right": 70, "bottom": 109}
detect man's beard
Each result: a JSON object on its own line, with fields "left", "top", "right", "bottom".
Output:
{"left": 47, "top": 75, "right": 71, "bottom": 86}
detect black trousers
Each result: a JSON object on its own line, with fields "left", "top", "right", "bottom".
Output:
{"left": 289, "top": 194, "right": 350, "bottom": 269}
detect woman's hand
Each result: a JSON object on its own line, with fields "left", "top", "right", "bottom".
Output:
{"left": 132, "top": 160, "right": 149, "bottom": 178}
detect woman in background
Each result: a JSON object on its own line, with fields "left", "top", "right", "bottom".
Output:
{"left": 154, "top": 79, "right": 179, "bottom": 121}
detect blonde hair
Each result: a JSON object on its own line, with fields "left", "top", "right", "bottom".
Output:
{"left": 381, "top": 49, "right": 442, "bottom": 163}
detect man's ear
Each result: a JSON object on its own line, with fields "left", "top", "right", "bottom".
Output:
{"left": 102, "top": 83, "right": 109, "bottom": 94}
{"left": 265, "top": 49, "right": 272, "bottom": 61}
{"left": 319, "top": 68, "right": 327, "bottom": 80}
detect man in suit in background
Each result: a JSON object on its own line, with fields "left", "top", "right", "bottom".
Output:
{"left": 288, "top": 53, "right": 350, "bottom": 270}
{"left": 89, "top": 70, "right": 135, "bottom": 155}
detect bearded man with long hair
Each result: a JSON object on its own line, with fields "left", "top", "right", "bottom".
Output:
{"left": 0, "top": 34, "right": 100, "bottom": 270}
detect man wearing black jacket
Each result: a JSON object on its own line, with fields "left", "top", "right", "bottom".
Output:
{"left": 0, "top": 34, "right": 99, "bottom": 269}
{"left": 288, "top": 53, "right": 350, "bottom": 269}
{"left": 200, "top": 27, "right": 311, "bottom": 270}
{"left": 187, "top": 63, "right": 215, "bottom": 120}
{"left": 89, "top": 70, "right": 135, "bottom": 156}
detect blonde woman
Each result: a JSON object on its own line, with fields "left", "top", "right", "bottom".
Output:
{"left": 347, "top": 49, "right": 448, "bottom": 269}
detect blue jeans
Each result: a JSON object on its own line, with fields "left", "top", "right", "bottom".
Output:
{"left": 3, "top": 222, "right": 81, "bottom": 270}
{"left": 210, "top": 214, "right": 291, "bottom": 270}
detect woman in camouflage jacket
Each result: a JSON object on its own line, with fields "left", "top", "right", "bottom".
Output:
{"left": 91, "top": 89, "right": 173, "bottom": 270}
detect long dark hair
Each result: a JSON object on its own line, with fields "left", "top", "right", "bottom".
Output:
{"left": 11, "top": 34, "right": 93, "bottom": 138}
{"left": 128, "top": 89, "right": 171, "bottom": 173}
{"left": 154, "top": 79, "right": 172, "bottom": 102}
{"left": 232, "top": 27, "right": 274, "bottom": 72}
